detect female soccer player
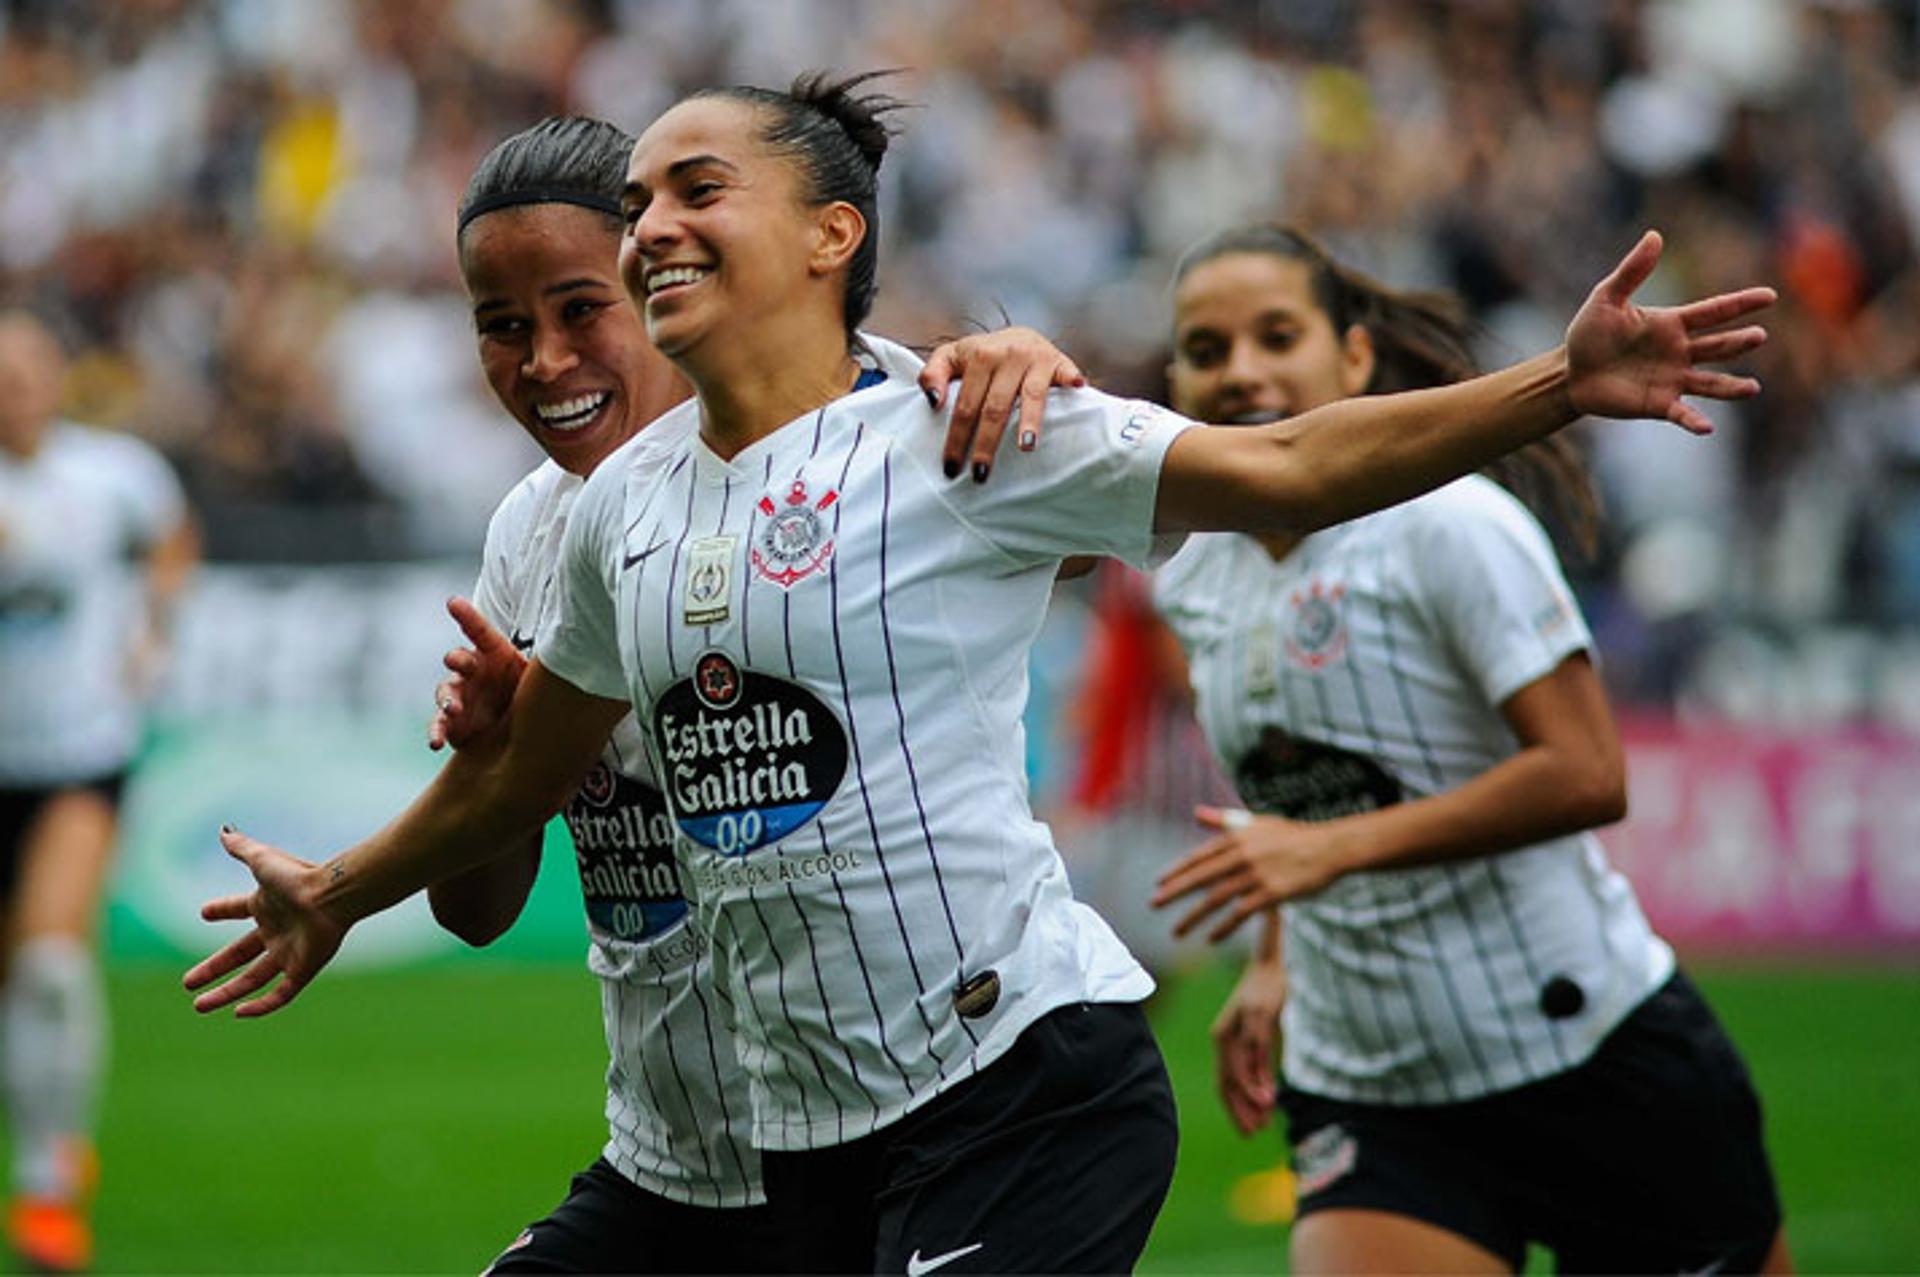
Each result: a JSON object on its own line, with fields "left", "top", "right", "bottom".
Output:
{"left": 1150, "top": 224, "right": 1789, "bottom": 1274}
{"left": 187, "top": 73, "right": 1773, "bottom": 1274}
{"left": 0, "top": 311, "right": 197, "bottom": 1272}
{"left": 387, "top": 114, "right": 1082, "bottom": 1275}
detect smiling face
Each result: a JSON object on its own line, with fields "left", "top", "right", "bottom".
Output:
{"left": 1167, "top": 252, "right": 1375, "bottom": 425}
{"left": 619, "top": 96, "right": 856, "bottom": 365}
{"left": 461, "top": 202, "right": 688, "bottom": 476}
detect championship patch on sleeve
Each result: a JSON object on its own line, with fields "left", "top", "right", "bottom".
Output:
{"left": 652, "top": 650, "right": 849, "bottom": 856}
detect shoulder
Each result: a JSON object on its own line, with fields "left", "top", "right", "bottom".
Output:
{"left": 1396, "top": 475, "right": 1541, "bottom": 538}
{"left": 1152, "top": 532, "right": 1237, "bottom": 608}
{"left": 579, "top": 404, "right": 699, "bottom": 517}
{"left": 50, "top": 421, "right": 168, "bottom": 474}
{"left": 486, "top": 459, "right": 574, "bottom": 549}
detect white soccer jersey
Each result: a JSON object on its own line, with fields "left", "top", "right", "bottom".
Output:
{"left": 474, "top": 451, "right": 760, "bottom": 1207}
{"left": 1154, "top": 476, "right": 1674, "bottom": 1106}
{"left": 540, "top": 338, "right": 1184, "bottom": 1150}
{"left": 0, "top": 423, "right": 184, "bottom": 784}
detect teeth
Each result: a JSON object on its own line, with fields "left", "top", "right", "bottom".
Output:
{"left": 647, "top": 265, "right": 709, "bottom": 295}
{"left": 534, "top": 391, "right": 610, "bottom": 431}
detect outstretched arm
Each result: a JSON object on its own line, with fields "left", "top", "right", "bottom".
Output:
{"left": 185, "top": 659, "right": 627, "bottom": 1015}
{"left": 1155, "top": 231, "right": 1773, "bottom": 534}
{"left": 1153, "top": 652, "right": 1623, "bottom": 941}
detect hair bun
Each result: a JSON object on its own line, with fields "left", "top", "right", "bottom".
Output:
{"left": 790, "top": 69, "right": 904, "bottom": 172}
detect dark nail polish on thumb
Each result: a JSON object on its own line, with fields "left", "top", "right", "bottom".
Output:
{"left": 923, "top": 386, "right": 939, "bottom": 409}
{"left": 220, "top": 823, "right": 236, "bottom": 835}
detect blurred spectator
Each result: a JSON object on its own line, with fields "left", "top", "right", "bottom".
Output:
{"left": 5, "top": 0, "right": 1920, "bottom": 715}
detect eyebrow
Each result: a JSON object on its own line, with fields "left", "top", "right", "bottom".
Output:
{"left": 621, "top": 153, "right": 741, "bottom": 202}
{"left": 471, "top": 278, "right": 610, "bottom": 318}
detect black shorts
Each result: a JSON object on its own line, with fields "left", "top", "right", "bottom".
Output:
{"left": 1279, "top": 971, "right": 1783, "bottom": 1274}
{"left": 481, "top": 1157, "right": 783, "bottom": 1275}
{"left": 0, "top": 773, "right": 127, "bottom": 902}
{"left": 761, "top": 1000, "right": 1179, "bottom": 1274}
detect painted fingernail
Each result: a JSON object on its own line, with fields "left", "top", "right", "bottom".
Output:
{"left": 923, "top": 386, "right": 939, "bottom": 409}
{"left": 1018, "top": 430, "right": 1036, "bottom": 450}
{"left": 220, "top": 823, "right": 235, "bottom": 835}
{"left": 943, "top": 457, "right": 961, "bottom": 480}
{"left": 972, "top": 461, "right": 990, "bottom": 483}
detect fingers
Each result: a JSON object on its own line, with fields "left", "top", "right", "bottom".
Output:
{"left": 183, "top": 929, "right": 267, "bottom": 993}
{"left": 191, "top": 953, "right": 284, "bottom": 1014}
{"left": 1207, "top": 897, "right": 1267, "bottom": 944}
{"left": 1676, "top": 286, "right": 1778, "bottom": 333}
{"left": 1151, "top": 835, "right": 1238, "bottom": 905}
{"left": 199, "top": 893, "right": 254, "bottom": 923}
{"left": 1594, "top": 229, "right": 1663, "bottom": 306}
{"left": 446, "top": 596, "right": 512, "bottom": 657}
{"left": 1687, "top": 326, "right": 1768, "bottom": 363}
{"left": 1683, "top": 367, "right": 1762, "bottom": 398}
{"left": 918, "top": 345, "right": 957, "bottom": 413}
{"left": 1051, "top": 354, "right": 1087, "bottom": 391}
{"left": 235, "top": 974, "right": 304, "bottom": 1018}
{"left": 1194, "top": 805, "right": 1254, "bottom": 833}
{"left": 1667, "top": 401, "right": 1716, "bottom": 436}
{"left": 1013, "top": 364, "right": 1051, "bottom": 452}
{"left": 1171, "top": 869, "right": 1256, "bottom": 938}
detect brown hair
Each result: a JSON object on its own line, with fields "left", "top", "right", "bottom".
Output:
{"left": 1174, "top": 223, "right": 1602, "bottom": 561}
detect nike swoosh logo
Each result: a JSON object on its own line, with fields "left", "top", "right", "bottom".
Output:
{"left": 905, "top": 1243, "right": 982, "bottom": 1276}
{"left": 508, "top": 629, "right": 534, "bottom": 653}
{"left": 622, "top": 539, "right": 670, "bottom": 569}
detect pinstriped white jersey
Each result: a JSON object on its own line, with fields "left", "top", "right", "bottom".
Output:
{"left": 1154, "top": 476, "right": 1673, "bottom": 1105}
{"left": 474, "top": 453, "right": 761, "bottom": 1207}
{"left": 541, "top": 337, "right": 1182, "bottom": 1150}
{"left": 0, "top": 423, "right": 184, "bottom": 783}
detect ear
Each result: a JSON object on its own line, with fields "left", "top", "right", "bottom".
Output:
{"left": 808, "top": 202, "right": 867, "bottom": 278}
{"left": 1339, "top": 324, "right": 1376, "bottom": 397}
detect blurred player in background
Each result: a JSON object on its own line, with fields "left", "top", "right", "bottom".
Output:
{"left": 425, "top": 113, "right": 1079, "bottom": 1274}
{"left": 0, "top": 311, "right": 196, "bottom": 1272}
{"left": 1151, "top": 225, "right": 1789, "bottom": 1274}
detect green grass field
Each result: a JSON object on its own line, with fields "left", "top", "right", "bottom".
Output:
{"left": 43, "top": 960, "right": 1919, "bottom": 1274}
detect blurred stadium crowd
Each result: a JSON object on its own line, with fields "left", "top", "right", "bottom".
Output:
{"left": 5, "top": 0, "right": 1919, "bottom": 721}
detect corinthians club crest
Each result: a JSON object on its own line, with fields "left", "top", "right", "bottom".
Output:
{"left": 1285, "top": 578, "right": 1348, "bottom": 671}
{"left": 752, "top": 477, "right": 838, "bottom": 588}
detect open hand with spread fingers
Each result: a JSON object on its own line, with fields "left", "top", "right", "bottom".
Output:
{"left": 182, "top": 827, "right": 347, "bottom": 1018}
{"left": 1564, "top": 229, "right": 1775, "bottom": 434}
{"left": 1152, "top": 805, "right": 1347, "bottom": 943}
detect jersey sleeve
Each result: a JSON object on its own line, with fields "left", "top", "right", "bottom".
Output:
{"left": 1403, "top": 481, "right": 1594, "bottom": 707}
{"left": 108, "top": 434, "right": 187, "bottom": 550}
{"left": 535, "top": 466, "right": 628, "bottom": 702}
{"left": 470, "top": 485, "right": 525, "bottom": 638}
{"left": 938, "top": 388, "right": 1197, "bottom": 569}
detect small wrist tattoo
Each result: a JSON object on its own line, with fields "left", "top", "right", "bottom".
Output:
{"left": 329, "top": 859, "right": 346, "bottom": 884}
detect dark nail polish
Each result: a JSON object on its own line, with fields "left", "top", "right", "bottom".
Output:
{"left": 1019, "top": 431, "right": 1036, "bottom": 450}
{"left": 220, "top": 823, "right": 235, "bottom": 835}
{"left": 943, "top": 457, "right": 961, "bottom": 480}
{"left": 972, "top": 461, "right": 990, "bottom": 483}
{"left": 923, "top": 386, "right": 939, "bottom": 409}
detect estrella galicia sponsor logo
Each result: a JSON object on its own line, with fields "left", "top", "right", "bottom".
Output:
{"left": 563, "top": 765, "right": 687, "bottom": 941}
{"left": 1294, "top": 1123, "right": 1358, "bottom": 1197}
{"left": 654, "top": 649, "right": 848, "bottom": 857}
{"left": 1284, "top": 578, "right": 1347, "bottom": 671}
{"left": 1236, "top": 727, "right": 1403, "bottom": 823}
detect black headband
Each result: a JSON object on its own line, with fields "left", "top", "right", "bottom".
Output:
{"left": 457, "top": 188, "right": 623, "bottom": 234}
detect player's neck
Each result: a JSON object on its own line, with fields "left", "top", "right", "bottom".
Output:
{"left": 1254, "top": 531, "right": 1302, "bottom": 562}
{"left": 683, "top": 320, "right": 860, "bottom": 461}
